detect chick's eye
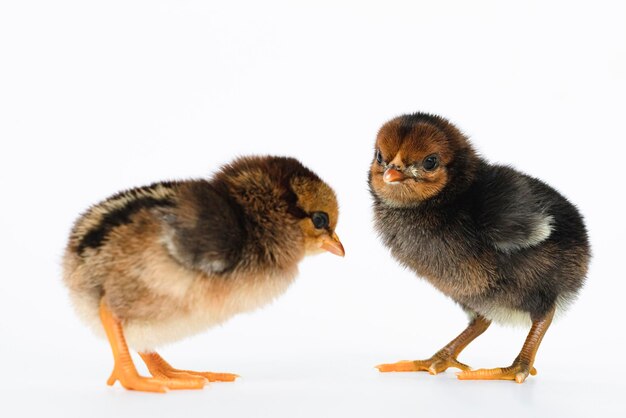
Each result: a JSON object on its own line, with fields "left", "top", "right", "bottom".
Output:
{"left": 422, "top": 154, "right": 439, "bottom": 171}
{"left": 311, "top": 211, "right": 329, "bottom": 229}
{"left": 375, "top": 149, "right": 383, "bottom": 165}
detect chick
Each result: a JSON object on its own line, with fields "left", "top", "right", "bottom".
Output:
{"left": 370, "top": 113, "right": 590, "bottom": 383}
{"left": 63, "top": 155, "right": 344, "bottom": 392}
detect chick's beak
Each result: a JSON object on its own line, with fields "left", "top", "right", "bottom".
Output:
{"left": 320, "top": 232, "right": 345, "bottom": 257}
{"left": 383, "top": 168, "right": 405, "bottom": 183}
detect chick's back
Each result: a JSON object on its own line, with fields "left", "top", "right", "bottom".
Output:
{"left": 465, "top": 163, "right": 590, "bottom": 323}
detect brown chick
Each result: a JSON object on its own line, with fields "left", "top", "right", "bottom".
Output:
{"left": 63, "top": 156, "right": 344, "bottom": 392}
{"left": 369, "top": 113, "right": 590, "bottom": 383}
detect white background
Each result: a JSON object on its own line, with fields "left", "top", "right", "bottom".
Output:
{"left": 1, "top": 1, "right": 624, "bottom": 417}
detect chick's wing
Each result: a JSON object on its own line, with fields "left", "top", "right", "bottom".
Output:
{"left": 472, "top": 165, "right": 553, "bottom": 253}
{"left": 155, "top": 182, "right": 245, "bottom": 274}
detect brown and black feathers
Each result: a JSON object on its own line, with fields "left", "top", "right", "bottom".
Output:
{"left": 370, "top": 113, "right": 591, "bottom": 382}
{"left": 369, "top": 112, "right": 590, "bottom": 324}
{"left": 63, "top": 155, "right": 343, "bottom": 352}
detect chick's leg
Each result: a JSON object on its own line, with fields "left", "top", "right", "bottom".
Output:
{"left": 99, "top": 301, "right": 205, "bottom": 392}
{"left": 377, "top": 315, "right": 491, "bottom": 374}
{"left": 457, "top": 306, "right": 555, "bottom": 383}
{"left": 140, "top": 352, "right": 239, "bottom": 382}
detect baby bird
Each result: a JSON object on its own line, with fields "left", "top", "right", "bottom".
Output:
{"left": 370, "top": 113, "right": 589, "bottom": 383}
{"left": 63, "top": 156, "right": 344, "bottom": 392}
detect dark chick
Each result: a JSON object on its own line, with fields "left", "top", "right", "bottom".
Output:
{"left": 63, "top": 156, "right": 344, "bottom": 392}
{"left": 369, "top": 113, "right": 589, "bottom": 383}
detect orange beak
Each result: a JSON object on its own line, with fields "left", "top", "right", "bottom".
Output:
{"left": 383, "top": 168, "right": 405, "bottom": 183}
{"left": 320, "top": 232, "right": 345, "bottom": 257}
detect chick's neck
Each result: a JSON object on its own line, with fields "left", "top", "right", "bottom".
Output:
{"left": 220, "top": 181, "right": 305, "bottom": 273}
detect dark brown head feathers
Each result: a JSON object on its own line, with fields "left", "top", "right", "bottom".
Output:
{"left": 212, "top": 155, "right": 340, "bottom": 260}
{"left": 370, "top": 112, "right": 479, "bottom": 206}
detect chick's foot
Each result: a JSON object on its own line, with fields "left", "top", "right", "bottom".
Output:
{"left": 376, "top": 350, "right": 471, "bottom": 375}
{"left": 100, "top": 302, "right": 206, "bottom": 392}
{"left": 140, "top": 352, "right": 239, "bottom": 383}
{"left": 456, "top": 362, "right": 538, "bottom": 383}
{"left": 457, "top": 307, "right": 553, "bottom": 384}
{"left": 107, "top": 366, "right": 206, "bottom": 392}
{"left": 376, "top": 316, "right": 492, "bottom": 375}
{"left": 106, "top": 368, "right": 168, "bottom": 393}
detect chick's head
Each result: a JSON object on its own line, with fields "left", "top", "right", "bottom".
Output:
{"left": 369, "top": 113, "right": 477, "bottom": 207}
{"left": 290, "top": 175, "right": 344, "bottom": 257}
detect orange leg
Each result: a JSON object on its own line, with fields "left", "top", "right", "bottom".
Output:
{"left": 377, "top": 315, "right": 491, "bottom": 374}
{"left": 140, "top": 352, "right": 239, "bottom": 383}
{"left": 457, "top": 307, "right": 555, "bottom": 383}
{"left": 99, "top": 301, "right": 206, "bottom": 392}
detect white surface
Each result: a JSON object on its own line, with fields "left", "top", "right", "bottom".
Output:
{"left": 1, "top": 1, "right": 624, "bottom": 417}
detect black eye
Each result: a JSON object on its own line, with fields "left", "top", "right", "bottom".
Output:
{"left": 375, "top": 149, "right": 383, "bottom": 165}
{"left": 422, "top": 154, "right": 439, "bottom": 171}
{"left": 311, "top": 211, "right": 329, "bottom": 229}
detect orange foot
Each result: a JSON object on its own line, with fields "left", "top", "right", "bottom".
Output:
{"left": 99, "top": 301, "right": 207, "bottom": 392}
{"left": 140, "top": 352, "right": 239, "bottom": 384}
{"left": 376, "top": 351, "right": 470, "bottom": 375}
{"left": 457, "top": 362, "right": 537, "bottom": 383}
{"left": 106, "top": 369, "right": 168, "bottom": 393}
{"left": 107, "top": 365, "right": 206, "bottom": 392}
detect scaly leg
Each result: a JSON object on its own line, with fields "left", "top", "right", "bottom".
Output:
{"left": 99, "top": 301, "right": 206, "bottom": 392}
{"left": 457, "top": 306, "right": 555, "bottom": 383}
{"left": 140, "top": 352, "right": 239, "bottom": 382}
{"left": 377, "top": 314, "right": 491, "bottom": 374}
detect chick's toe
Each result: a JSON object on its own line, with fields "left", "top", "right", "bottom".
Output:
{"left": 377, "top": 354, "right": 471, "bottom": 375}
{"left": 140, "top": 352, "right": 238, "bottom": 383}
{"left": 457, "top": 364, "right": 538, "bottom": 383}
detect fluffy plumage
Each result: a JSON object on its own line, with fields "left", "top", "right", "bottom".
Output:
{"left": 63, "top": 155, "right": 343, "bottom": 391}
{"left": 370, "top": 113, "right": 590, "bottom": 382}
